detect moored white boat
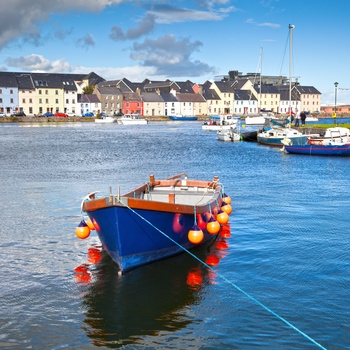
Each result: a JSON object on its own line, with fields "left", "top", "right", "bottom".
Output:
{"left": 308, "top": 127, "right": 350, "bottom": 145}
{"left": 245, "top": 112, "right": 274, "bottom": 126}
{"left": 217, "top": 127, "right": 241, "bottom": 142}
{"left": 202, "top": 115, "right": 239, "bottom": 131}
{"left": 94, "top": 116, "right": 117, "bottom": 123}
{"left": 116, "top": 113, "right": 148, "bottom": 125}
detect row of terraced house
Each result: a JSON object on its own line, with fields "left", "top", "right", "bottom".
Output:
{"left": 0, "top": 70, "right": 321, "bottom": 117}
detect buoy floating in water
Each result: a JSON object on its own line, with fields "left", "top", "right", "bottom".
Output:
{"left": 206, "top": 216, "right": 220, "bottom": 234}
{"left": 188, "top": 224, "right": 204, "bottom": 244}
{"left": 75, "top": 220, "right": 90, "bottom": 239}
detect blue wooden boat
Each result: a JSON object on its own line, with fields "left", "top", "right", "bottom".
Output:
{"left": 169, "top": 114, "right": 198, "bottom": 121}
{"left": 80, "top": 174, "right": 229, "bottom": 273}
{"left": 283, "top": 142, "right": 350, "bottom": 156}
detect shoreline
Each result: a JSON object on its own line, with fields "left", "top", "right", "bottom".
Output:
{"left": 0, "top": 114, "right": 347, "bottom": 124}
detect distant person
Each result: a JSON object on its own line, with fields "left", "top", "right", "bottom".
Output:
{"left": 294, "top": 110, "right": 300, "bottom": 127}
{"left": 300, "top": 111, "right": 306, "bottom": 125}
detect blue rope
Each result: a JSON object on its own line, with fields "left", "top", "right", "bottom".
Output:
{"left": 118, "top": 198, "right": 327, "bottom": 350}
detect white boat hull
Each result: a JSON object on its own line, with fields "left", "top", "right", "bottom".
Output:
{"left": 217, "top": 129, "right": 241, "bottom": 142}
{"left": 95, "top": 117, "right": 116, "bottom": 123}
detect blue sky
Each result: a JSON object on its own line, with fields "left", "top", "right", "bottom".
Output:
{"left": 0, "top": 0, "right": 348, "bottom": 104}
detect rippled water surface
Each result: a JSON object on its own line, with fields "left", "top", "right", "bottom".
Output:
{"left": 0, "top": 121, "right": 349, "bottom": 349}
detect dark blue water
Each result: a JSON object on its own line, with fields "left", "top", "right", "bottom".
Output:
{"left": 0, "top": 121, "right": 349, "bottom": 349}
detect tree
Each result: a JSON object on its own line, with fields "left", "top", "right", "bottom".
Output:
{"left": 83, "top": 85, "right": 95, "bottom": 94}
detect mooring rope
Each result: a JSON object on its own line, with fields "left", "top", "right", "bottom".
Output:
{"left": 118, "top": 198, "right": 327, "bottom": 350}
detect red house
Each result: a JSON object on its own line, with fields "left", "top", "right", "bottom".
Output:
{"left": 123, "top": 92, "right": 143, "bottom": 115}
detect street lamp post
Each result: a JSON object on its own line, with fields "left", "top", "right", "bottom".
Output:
{"left": 334, "top": 82, "right": 339, "bottom": 125}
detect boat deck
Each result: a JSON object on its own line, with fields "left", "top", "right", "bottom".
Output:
{"left": 145, "top": 186, "right": 215, "bottom": 205}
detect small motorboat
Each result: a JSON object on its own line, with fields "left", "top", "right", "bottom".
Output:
{"left": 282, "top": 141, "right": 350, "bottom": 156}
{"left": 77, "top": 174, "right": 232, "bottom": 274}
{"left": 307, "top": 127, "right": 350, "bottom": 145}
{"left": 217, "top": 127, "right": 241, "bottom": 142}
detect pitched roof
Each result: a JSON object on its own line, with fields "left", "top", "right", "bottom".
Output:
{"left": 78, "top": 94, "right": 101, "bottom": 103}
{"left": 160, "top": 93, "right": 178, "bottom": 102}
{"left": 234, "top": 90, "right": 257, "bottom": 101}
{"left": 123, "top": 92, "right": 142, "bottom": 102}
{"left": 296, "top": 85, "right": 321, "bottom": 95}
{"left": 141, "top": 92, "right": 164, "bottom": 102}
{"left": 176, "top": 92, "right": 206, "bottom": 103}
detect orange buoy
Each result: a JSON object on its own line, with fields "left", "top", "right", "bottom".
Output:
{"left": 76, "top": 220, "right": 90, "bottom": 239}
{"left": 206, "top": 216, "right": 220, "bottom": 234}
{"left": 188, "top": 224, "right": 204, "bottom": 244}
{"left": 86, "top": 217, "right": 95, "bottom": 230}
{"left": 222, "top": 193, "right": 231, "bottom": 205}
{"left": 216, "top": 209, "right": 229, "bottom": 224}
{"left": 221, "top": 201, "right": 232, "bottom": 215}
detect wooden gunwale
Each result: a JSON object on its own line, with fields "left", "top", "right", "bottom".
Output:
{"left": 82, "top": 179, "right": 221, "bottom": 214}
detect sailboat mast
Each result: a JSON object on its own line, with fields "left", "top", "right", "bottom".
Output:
{"left": 289, "top": 24, "right": 294, "bottom": 117}
{"left": 259, "top": 46, "right": 262, "bottom": 112}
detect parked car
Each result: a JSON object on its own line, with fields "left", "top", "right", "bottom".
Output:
{"left": 43, "top": 112, "right": 54, "bottom": 117}
{"left": 67, "top": 112, "right": 76, "bottom": 117}
{"left": 82, "top": 112, "right": 94, "bottom": 117}
{"left": 54, "top": 112, "right": 68, "bottom": 117}
{"left": 14, "top": 111, "right": 26, "bottom": 117}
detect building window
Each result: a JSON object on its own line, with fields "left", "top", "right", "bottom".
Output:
{"left": 29, "top": 99, "right": 32, "bottom": 103}
{"left": 39, "top": 90, "right": 42, "bottom": 95}
{"left": 46, "top": 99, "right": 49, "bottom": 104}
{"left": 39, "top": 98, "right": 42, "bottom": 103}
{"left": 10, "top": 89, "right": 13, "bottom": 94}
{"left": 22, "top": 98, "right": 25, "bottom": 103}
{"left": 56, "top": 99, "right": 58, "bottom": 104}
{"left": 55, "top": 90, "right": 58, "bottom": 95}
{"left": 45, "top": 90, "right": 48, "bottom": 94}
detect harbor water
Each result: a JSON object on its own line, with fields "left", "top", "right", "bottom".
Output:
{"left": 0, "top": 121, "right": 349, "bottom": 349}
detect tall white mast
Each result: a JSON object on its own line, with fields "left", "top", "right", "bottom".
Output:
{"left": 259, "top": 46, "right": 262, "bottom": 112}
{"left": 289, "top": 24, "right": 294, "bottom": 126}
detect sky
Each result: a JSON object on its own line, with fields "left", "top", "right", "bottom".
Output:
{"left": 0, "top": 0, "right": 349, "bottom": 105}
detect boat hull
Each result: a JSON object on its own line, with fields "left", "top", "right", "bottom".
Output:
{"left": 284, "top": 144, "right": 350, "bottom": 156}
{"left": 169, "top": 116, "right": 198, "bottom": 121}
{"left": 258, "top": 135, "right": 308, "bottom": 147}
{"left": 257, "top": 127, "right": 309, "bottom": 147}
{"left": 241, "top": 131, "right": 258, "bottom": 142}
{"left": 86, "top": 206, "right": 217, "bottom": 272}
{"left": 82, "top": 176, "right": 224, "bottom": 273}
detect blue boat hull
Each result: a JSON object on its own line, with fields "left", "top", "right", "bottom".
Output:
{"left": 169, "top": 116, "right": 198, "bottom": 121}
{"left": 284, "top": 144, "right": 350, "bottom": 156}
{"left": 87, "top": 206, "right": 217, "bottom": 273}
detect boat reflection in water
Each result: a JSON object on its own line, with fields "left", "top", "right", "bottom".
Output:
{"left": 75, "top": 227, "right": 231, "bottom": 348}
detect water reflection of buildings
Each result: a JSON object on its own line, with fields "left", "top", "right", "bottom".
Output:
{"left": 75, "top": 227, "right": 231, "bottom": 348}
